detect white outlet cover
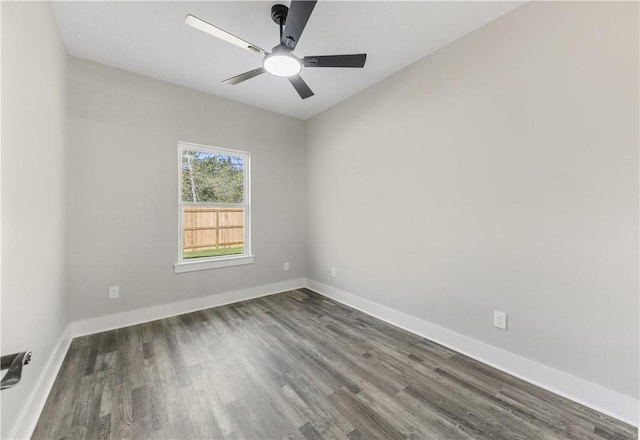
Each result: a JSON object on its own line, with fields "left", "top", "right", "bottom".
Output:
{"left": 108, "top": 286, "right": 119, "bottom": 299}
{"left": 283, "top": 262, "right": 290, "bottom": 271}
{"left": 331, "top": 267, "right": 336, "bottom": 277}
{"left": 494, "top": 310, "right": 507, "bottom": 330}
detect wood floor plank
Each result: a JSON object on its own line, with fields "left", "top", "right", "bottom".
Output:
{"left": 36, "top": 341, "right": 88, "bottom": 439}
{"left": 33, "top": 289, "right": 638, "bottom": 440}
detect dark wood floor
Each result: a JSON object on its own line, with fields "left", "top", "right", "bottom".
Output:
{"left": 34, "top": 289, "right": 637, "bottom": 440}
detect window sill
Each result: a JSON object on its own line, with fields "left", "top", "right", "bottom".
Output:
{"left": 174, "top": 255, "right": 255, "bottom": 273}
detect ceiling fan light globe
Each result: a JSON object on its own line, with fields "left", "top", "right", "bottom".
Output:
{"left": 263, "top": 54, "right": 301, "bottom": 77}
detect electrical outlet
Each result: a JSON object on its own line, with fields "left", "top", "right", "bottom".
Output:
{"left": 283, "top": 262, "right": 290, "bottom": 271}
{"left": 108, "top": 286, "right": 120, "bottom": 299}
{"left": 331, "top": 267, "right": 336, "bottom": 277}
{"left": 494, "top": 310, "right": 507, "bottom": 330}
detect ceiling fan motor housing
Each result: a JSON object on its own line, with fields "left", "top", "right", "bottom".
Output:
{"left": 271, "top": 4, "right": 288, "bottom": 25}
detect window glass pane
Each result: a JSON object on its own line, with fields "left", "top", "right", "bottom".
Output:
{"left": 181, "top": 149, "right": 244, "bottom": 203}
{"left": 182, "top": 206, "right": 245, "bottom": 259}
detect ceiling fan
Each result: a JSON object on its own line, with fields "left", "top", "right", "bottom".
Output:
{"left": 185, "top": 0, "right": 367, "bottom": 99}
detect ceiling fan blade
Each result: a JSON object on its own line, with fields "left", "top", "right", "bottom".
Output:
{"left": 303, "top": 54, "right": 367, "bottom": 68}
{"left": 281, "top": 0, "right": 317, "bottom": 50}
{"left": 185, "top": 14, "right": 265, "bottom": 55}
{"left": 222, "top": 67, "right": 266, "bottom": 85}
{"left": 288, "top": 74, "right": 314, "bottom": 99}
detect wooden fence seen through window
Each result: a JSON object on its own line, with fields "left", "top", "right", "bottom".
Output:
{"left": 182, "top": 207, "right": 244, "bottom": 253}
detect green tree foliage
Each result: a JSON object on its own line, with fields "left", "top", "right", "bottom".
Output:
{"left": 182, "top": 150, "right": 244, "bottom": 203}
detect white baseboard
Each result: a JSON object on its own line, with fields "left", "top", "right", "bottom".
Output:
{"left": 9, "top": 327, "right": 72, "bottom": 440}
{"left": 304, "top": 278, "right": 639, "bottom": 427}
{"left": 69, "top": 278, "right": 305, "bottom": 337}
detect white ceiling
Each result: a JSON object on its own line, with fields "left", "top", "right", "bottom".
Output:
{"left": 52, "top": 1, "right": 525, "bottom": 120}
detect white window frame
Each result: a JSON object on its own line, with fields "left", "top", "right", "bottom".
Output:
{"left": 174, "top": 141, "right": 253, "bottom": 273}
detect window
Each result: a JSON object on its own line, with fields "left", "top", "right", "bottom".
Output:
{"left": 174, "top": 142, "right": 253, "bottom": 273}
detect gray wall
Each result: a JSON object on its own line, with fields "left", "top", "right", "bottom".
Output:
{"left": 66, "top": 58, "right": 307, "bottom": 321}
{"left": 1, "top": 2, "right": 69, "bottom": 436}
{"left": 305, "top": 1, "right": 639, "bottom": 398}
